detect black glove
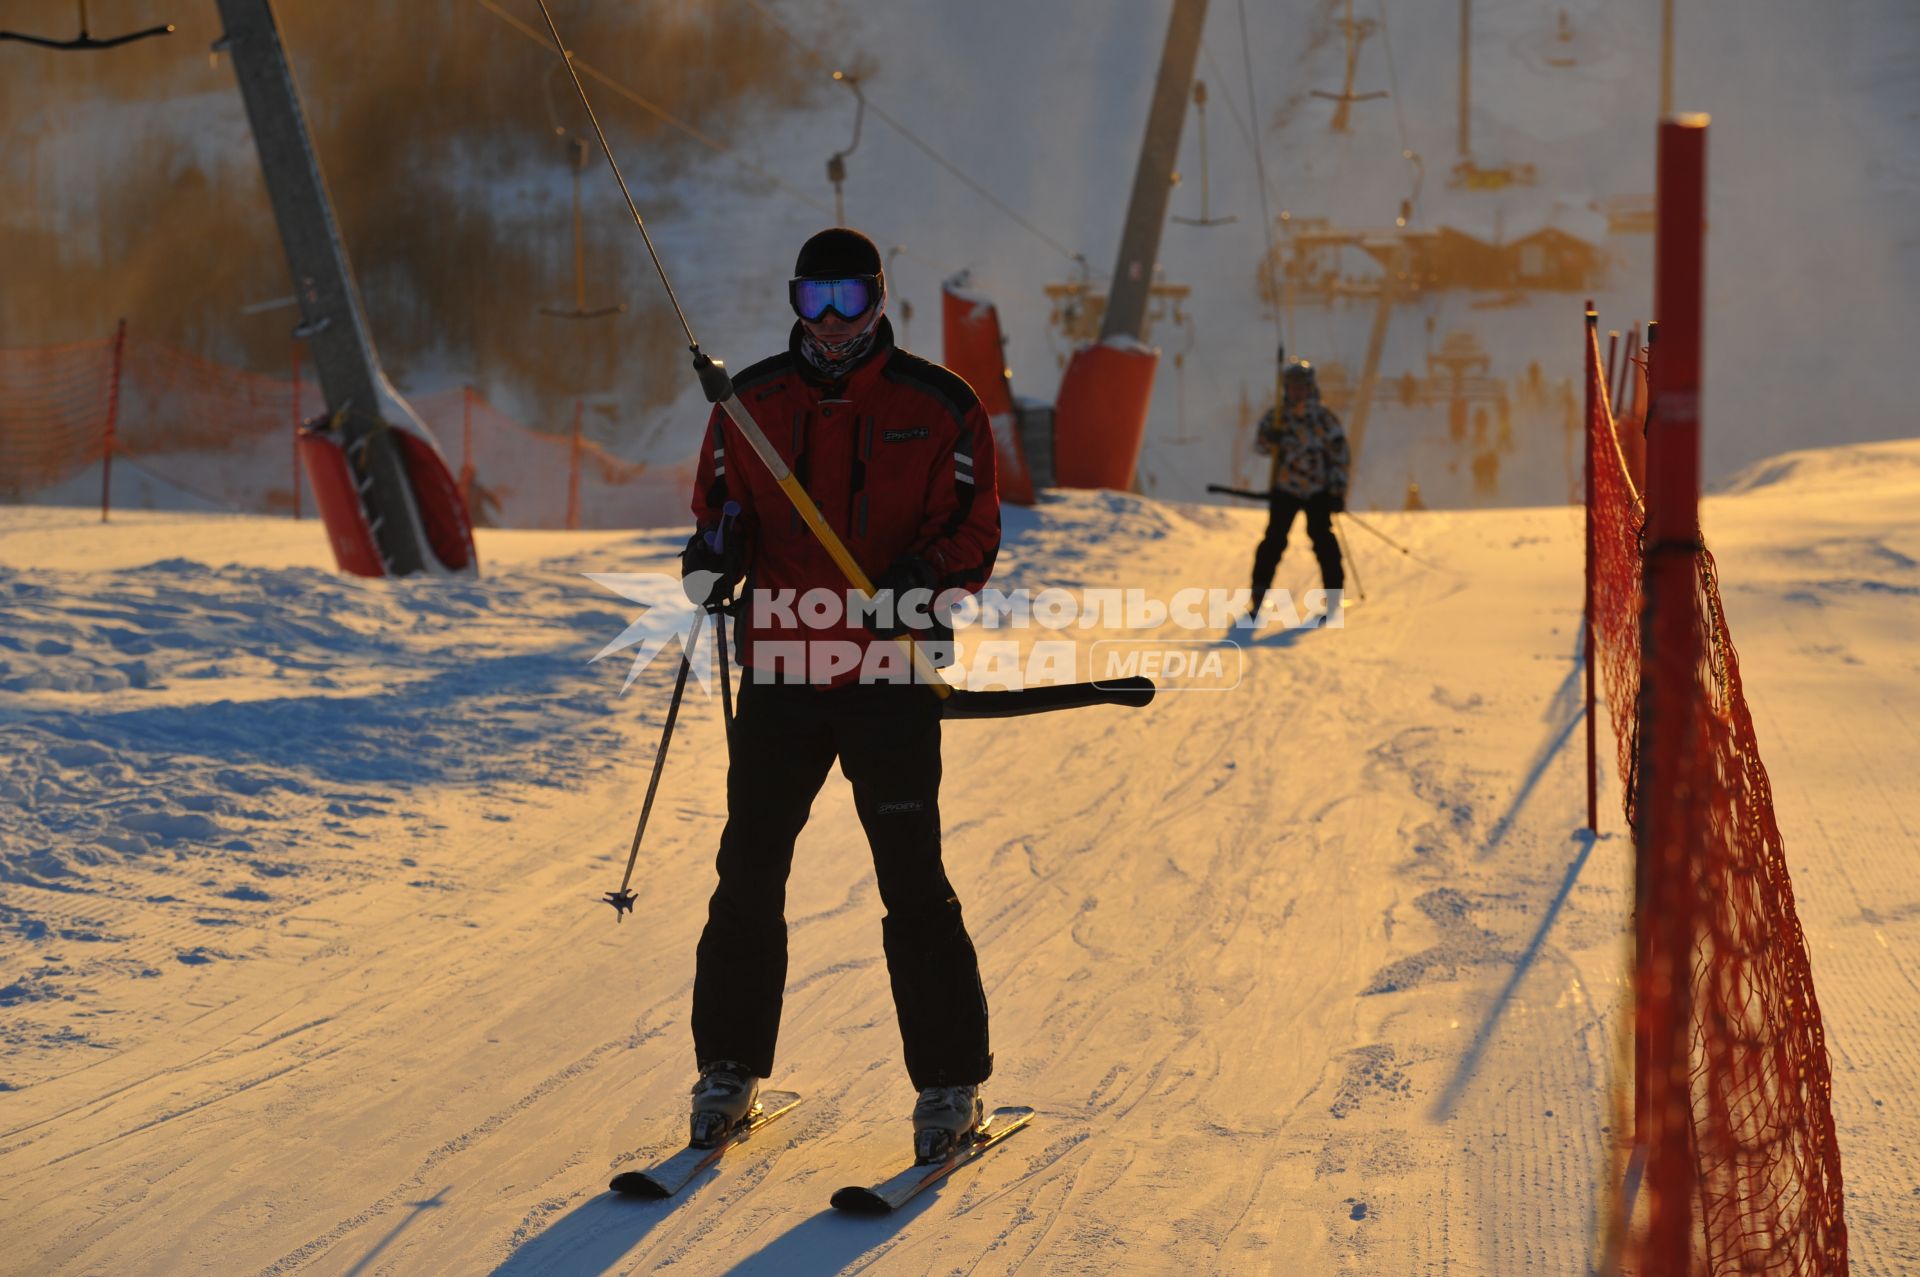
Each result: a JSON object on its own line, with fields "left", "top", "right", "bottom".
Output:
{"left": 681, "top": 526, "right": 745, "bottom": 608}
{"left": 1326, "top": 490, "right": 1347, "bottom": 514}
{"left": 863, "top": 556, "right": 948, "bottom": 641}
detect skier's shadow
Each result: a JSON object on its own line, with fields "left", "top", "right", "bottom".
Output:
{"left": 721, "top": 1199, "right": 927, "bottom": 1275}
{"left": 1215, "top": 618, "right": 1327, "bottom": 650}
{"left": 484, "top": 1195, "right": 670, "bottom": 1277}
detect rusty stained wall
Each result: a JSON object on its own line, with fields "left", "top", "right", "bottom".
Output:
{"left": 0, "top": 0, "right": 813, "bottom": 453}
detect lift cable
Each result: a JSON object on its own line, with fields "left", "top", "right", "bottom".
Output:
{"left": 473, "top": 0, "right": 959, "bottom": 281}
{"left": 741, "top": 0, "right": 1085, "bottom": 265}
{"left": 1235, "top": 0, "right": 1288, "bottom": 352}
{"left": 1375, "top": 0, "right": 1425, "bottom": 221}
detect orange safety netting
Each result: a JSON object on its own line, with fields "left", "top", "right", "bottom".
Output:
{"left": 0, "top": 327, "right": 685, "bottom": 527}
{"left": 1589, "top": 328, "right": 1646, "bottom": 824}
{"left": 1585, "top": 319, "right": 1848, "bottom": 1274}
{"left": 408, "top": 387, "right": 661, "bottom": 530}
{"left": 0, "top": 334, "right": 121, "bottom": 499}
{"left": 120, "top": 334, "right": 308, "bottom": 456}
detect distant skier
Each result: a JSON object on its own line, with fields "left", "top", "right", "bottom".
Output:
{"left": 1247, "top": 355, "right": 1349, "bottom": 616}
{"left": 677, "top": 227, "right": 1001, "bottom": 1163}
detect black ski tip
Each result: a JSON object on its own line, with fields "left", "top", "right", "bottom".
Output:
{"left": 941, "top": 676, "right": 1156, "bottom": 720}
{"left": 1088, "top": 674, "right": 1156, "bottom": 706}
{"left": 609, "top": 1170, "right": 670, "bottom": 1199}
{"left": 830, "top": 1185, "right": 894, "bottom": 1214}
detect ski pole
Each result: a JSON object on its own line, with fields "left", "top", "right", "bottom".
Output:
{"left": 604, "top": 607, "right": 705, "bottom": 920}
{"left": 1339, "top": 509, "right": 1411, "bottom": 554}
{"left": 1331, "top": 514, "right": 1366, "bottom": 603}
{"left": 1340, "top": 510, "right": 1455, "bottom": 574}
{"left": 1338, "top": 508, "right": 1452, "bottom": 569}
{"left": 604, "top": 503, "right": 740, "bottom": 920}
{"left": 708, "top": 501, "right": 741, "bottom": 738}
{"left": 714, "top": 604, "right": 734, "bottom": 737}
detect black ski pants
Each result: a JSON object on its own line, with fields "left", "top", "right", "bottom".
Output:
{"left": 1250, "top": 489, "right": 1344, "bottom": 605}
{"left": 692, "top": 677, "right": 991, "bottom": 1090}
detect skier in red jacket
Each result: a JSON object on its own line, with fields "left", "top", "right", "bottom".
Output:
{"left": 678, "top": 227, "right": 1000, "bottom": 1162}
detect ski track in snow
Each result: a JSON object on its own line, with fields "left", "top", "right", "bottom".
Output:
{"left": 0, "top": 456, "right": 1916, "bottom": 1274}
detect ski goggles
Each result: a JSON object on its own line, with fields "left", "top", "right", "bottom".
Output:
{"left": 789, "top": 274, "right": 880, "bottom": 322}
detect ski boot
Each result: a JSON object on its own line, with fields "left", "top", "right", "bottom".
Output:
{"left": 911, "top": 1083, "right": 984, "bottom": 1164}
{"left": 689, "top": 1060, "right": 759, "bottom": 1148}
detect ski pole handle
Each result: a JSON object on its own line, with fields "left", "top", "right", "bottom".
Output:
{"left": 706, "top": 500, "right": 741, "bottom": 553}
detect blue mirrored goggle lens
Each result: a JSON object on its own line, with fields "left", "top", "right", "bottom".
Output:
{"left": 792, "top": 276, "right": 874, "bottom": 321}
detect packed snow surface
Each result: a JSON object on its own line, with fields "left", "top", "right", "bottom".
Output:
{"left": 2, "top": 439, "right": 1918, "bottom": 1274}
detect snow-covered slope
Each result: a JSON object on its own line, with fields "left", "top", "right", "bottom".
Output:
{"left": 2, "top": 435, "right": 1916, "bottom": 1273}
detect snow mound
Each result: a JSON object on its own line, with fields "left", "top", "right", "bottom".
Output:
{"left": 1715, "top": 436, "right": 1920, "bottom": 496}
{"left": 0, "top": 516, "right": 697, "bottom": 904}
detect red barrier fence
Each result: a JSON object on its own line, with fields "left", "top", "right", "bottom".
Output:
{"left": 0, "top": 326, "right": 682, "bottom": 528}
{"left": 0, "top": 332, "right": 119, "bottom": 502}
{"left": 1586, "top": 116, "right": 1848, "bottom": 1276}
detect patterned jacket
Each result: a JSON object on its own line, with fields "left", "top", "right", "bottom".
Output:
{"left": 1254, "top": 391, "right": 1350, "bottom": 500}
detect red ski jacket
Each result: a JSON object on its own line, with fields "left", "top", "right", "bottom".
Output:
{"left": 690, "top": 318, "right": 1001, "bottom": 686}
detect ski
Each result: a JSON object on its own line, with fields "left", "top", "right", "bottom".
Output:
{"left": 609, "top": 1089, "right": 802, "bottom": 1199}
{"left": 829, "top": 1105, "right": 1035, "bottom": 1214}
{"left": 942, "top": 677, "right": 1154, "bottom": 719}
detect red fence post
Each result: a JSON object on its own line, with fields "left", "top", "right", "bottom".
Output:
{"left": 1636, "top": 322, "right": 1659, "bottom": 491}
{"left": 291, "top": 342, "right": 303, "bottom": 519}
{"left": 1635, "top": 112, "right": 1709, "bottom": 1276}
{"left": 566, "top": 397, "right": 583, "bottom": 531}
{"left": 100, "top": 318, "right": 127, "bottom": 523}
{"left": 1584, "top": 303, "right": 1600, "bottom": 838}
{"left": 458, "top": 384, "right": 477, "bottom": 513}
{"left": 1618, "top": 321, "right": 1641, "bottom": 420}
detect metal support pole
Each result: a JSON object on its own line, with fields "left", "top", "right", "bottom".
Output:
{"left": 1458, "top": 0, "right": 1471, "bottom": 158}
{"left": 1660, "top": 0, "right": 1676, "bottom": 118}
{"left": 1099, "top": 0, "right": 1209, "bottom": 343}
{"left": 100, "top": 317, "right": 126, "bottom": 523}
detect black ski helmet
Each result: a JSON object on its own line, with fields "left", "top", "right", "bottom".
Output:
{"left": 794, "top": 227, "right": 884, "bottom": 285}
{"left": 1283, "top": 358, "right": 1316, "bottom": 387}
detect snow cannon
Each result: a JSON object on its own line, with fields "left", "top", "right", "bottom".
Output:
{"left": 217, "top": 0, "right": 476, "bottom": 577}
{"left": 1050, "top": 338, "right": 1159, "bottom": 491}
{"left": 297, "top": 384, "right": 475, "bottom": 578}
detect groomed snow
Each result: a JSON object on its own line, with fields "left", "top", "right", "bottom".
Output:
{"left": 2, "top": 436, "right": 1915, "bottom": 1274}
